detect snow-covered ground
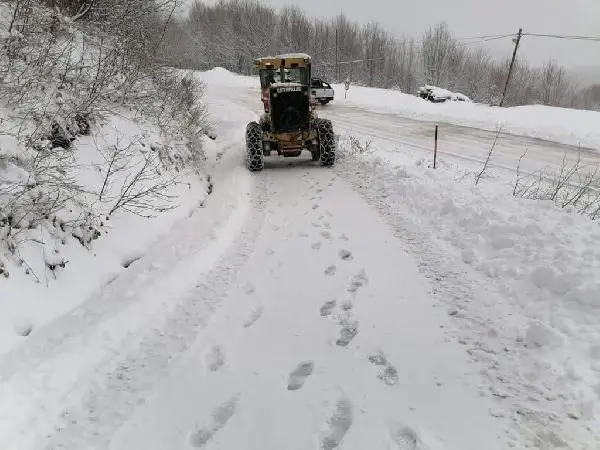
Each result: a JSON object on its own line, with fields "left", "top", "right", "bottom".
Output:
{"left": 0, "top": 111, "right": 211, "bottom": 354}
{"left": 1, "top": 66, "right": 599, "bottom": 450}
{"left": 0, "top": 1, "right": 210, "bottom": 355}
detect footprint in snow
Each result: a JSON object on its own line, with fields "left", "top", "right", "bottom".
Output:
{"left": 298, "top": 231, "right": 309, "bottom": 238}
{"left": 336, "top": 320, "right": 358, "bottom": 347}
{"left": 321, "top": 230, "right": 332, "bottom": 240}
{"left": 388, "top": 423, "right": 421, "bottom": 450}
{"left": 324, "top": 265, "right": 337, "bottom": 276}
{"left": 312, "top": 242, "right": 322, "bottom": 250}
{"left": 313, "top": 204, "right": 320, "bottom": 210}
{"left": 321, "top": 396, "right": 353, "bottom": 450}
{"left": 189, "top": 394, "right": 239, "bottom": 447}
{"left": 340, "top": 301, "right": 353, "bottom": 311}
{"left": 243, "top": 306, "right": 264, "bottom": 328}
{"left": 205, "top": 346, "right": 226, "bottom": 372}
{"left": 287, "top": 361, "right": 314, "bottom": 390}
{"left": 348, "top": 269, "right": 369, "bottom": 294}
{"left": 338, "top": 249, "right": 353, "bottom": 261}
{"left": 320, "top": 300, "right": 337, "bottom": 317}
{"left": 368, "top": 351, "right": 399, "bottom": 386}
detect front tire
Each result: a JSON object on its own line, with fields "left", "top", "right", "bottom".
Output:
{"left": 245, "top": 121, "right": 264, "bottom": 172}
{"left": 315, "top": 118, "right": 335, "bottom": 167}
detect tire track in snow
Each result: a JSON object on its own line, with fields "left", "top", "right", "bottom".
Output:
{"left": 42, "top": 172, "right": 269, "bottom": 450}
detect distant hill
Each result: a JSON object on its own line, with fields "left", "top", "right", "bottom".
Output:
{"left": 569, "top": 66, "right": 600, "bottom": 88}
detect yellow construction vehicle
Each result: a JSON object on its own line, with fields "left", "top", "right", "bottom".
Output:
{"left": 245, "top": 53, "right": 336, "bottom": 171}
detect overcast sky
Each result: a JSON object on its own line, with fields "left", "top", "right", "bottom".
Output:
{"left": 184, "top": 0, "right": 600, "bottom": 70}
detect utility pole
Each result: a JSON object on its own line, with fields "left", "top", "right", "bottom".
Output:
{"left": 500, "top": 28, "right": 523, "bottom": 107}
{"left": 335, "top": 28, "right": 339, "bottom": 82}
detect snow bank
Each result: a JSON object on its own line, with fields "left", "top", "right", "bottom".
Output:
{"left": 336, "top": 82, "right": 600, "bottom": 149}
{"left": 337, "top": 137, "right": 600, "bottom": 445}
{"left": 0, "top": 3, "right": 212, "bottom": 355}
{"left": 198, "top": 67, "right": 256, "bottom": 88}
{"left": 0, "top": 111, "right": 212, "bottom": 355}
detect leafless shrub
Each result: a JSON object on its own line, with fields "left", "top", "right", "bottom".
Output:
{"left": 513, "top": 149, "right": 600, "bottom": 221}
{"left": 95, "top": 137, "right": 178, "bottom": 218}
{"left": 475, "top": 125, "right": 501, "bottom": 185}
{"left": 513, "top": 148, "right": 529, "bottom": 196}
{"left": 347, "top": 135, "right": 373, "bottom": 154}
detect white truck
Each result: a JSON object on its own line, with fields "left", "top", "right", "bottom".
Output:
{"left": 311, "top": 77, "right": 335, "bottom": 105}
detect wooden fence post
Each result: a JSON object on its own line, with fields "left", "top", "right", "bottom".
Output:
{"left": 434, "top": 125, "right": 439, "bottom": 169}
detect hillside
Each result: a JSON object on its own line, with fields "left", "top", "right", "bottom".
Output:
{"left": 0, "top": 1, "right": 211, "bottom": 351}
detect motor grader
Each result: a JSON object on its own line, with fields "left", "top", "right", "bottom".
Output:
{"left": 245, "top": 53, "right": 336, "bottom": 171}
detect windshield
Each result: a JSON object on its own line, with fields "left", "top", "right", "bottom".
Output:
{"left": 284, "top": 68, "right": 308, "bottom": 84}
{"left": 260, "top": 67, "right": 308, "bottom": 87}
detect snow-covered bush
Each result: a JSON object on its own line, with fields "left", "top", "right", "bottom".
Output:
{"left": 0, "top": 0, "right": 209, "bottom": 278}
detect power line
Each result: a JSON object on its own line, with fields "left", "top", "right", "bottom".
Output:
{"left": 523, "top": 32, "right": 600, "bottom": 42}
{"left": 459, "top": 33, "right": 517, "bottom": 41}
{"left": 459, "top": 34, "right": 517, "bottom": 46}
{"left": 458, "top": 32, "right": 600, "bottom": 46}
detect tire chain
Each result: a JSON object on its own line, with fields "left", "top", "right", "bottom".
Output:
{"left": 316, "top": 118, "right": 336, "bottom": 167}
{"left": 245, "top": 121, "right": 264, "bottom": 171}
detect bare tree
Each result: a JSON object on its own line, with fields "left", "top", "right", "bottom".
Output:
{"left": 538, "top": 59, "right": 568, "bottom": 106}
{"left": 460, "top": 48, "right": 492, "bottom": 101}
{"left": 421, "top": 22, "right": 454, "bottom": 87}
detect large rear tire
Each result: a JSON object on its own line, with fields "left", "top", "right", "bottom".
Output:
{"left": 315, "top": 118, "right": 335, "bottom": 167}
{"left": 245, "top": 121, "right": 264, "bottom": 172}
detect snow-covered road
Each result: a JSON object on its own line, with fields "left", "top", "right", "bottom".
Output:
{"left": 106, "top": 157, "right": 508, "bottom": 450}
{"left": 1, "top": 69, "right": 598, "bottom": 450}
{"left": 323, "top": 103, "right": 600, "bottom": 178}
{"left": 235, "top": 81, "right": 600, "bottom": 181}
{"left": 0, "top": 133, "right": 508, "bottom": 450}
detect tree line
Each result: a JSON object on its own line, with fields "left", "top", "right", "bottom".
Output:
{"left": 156, "top": 0, "right": 599, "bottom": 110}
